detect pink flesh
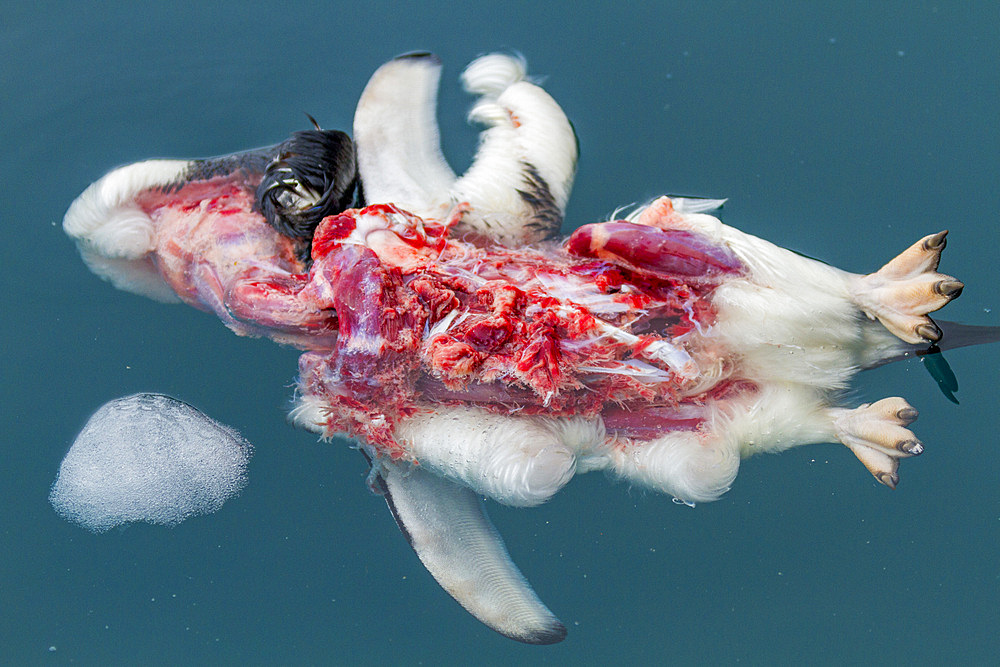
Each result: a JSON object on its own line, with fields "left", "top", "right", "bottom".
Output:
{"left": 139, "top": 177, "right": 338, "bottom": 349}
{"left": 296, "top": 204, "right": 748, "bottom": 454}
{"left": 602, "top": 405, "right": 707, "bottom": 438}
{"left": 144, "top": 188, "right": 752, "bottom": 453}
{"left": 566, "top": 221, "right": 743, "bottom": 278}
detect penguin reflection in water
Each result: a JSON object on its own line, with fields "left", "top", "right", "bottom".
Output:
{"left": 57, "top": 53, "right": 997, "bottom": 644}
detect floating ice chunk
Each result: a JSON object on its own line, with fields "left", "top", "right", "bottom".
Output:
{"left": 50, "top": 393, "right": 252, "bottom": 532}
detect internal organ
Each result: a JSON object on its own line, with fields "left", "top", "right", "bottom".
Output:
{"left": 292, "top": 202, "right": 747, "bottom": 456}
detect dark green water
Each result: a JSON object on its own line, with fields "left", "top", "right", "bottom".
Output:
{"left": 3, "top": 2, "right": 998, "bottom": 663}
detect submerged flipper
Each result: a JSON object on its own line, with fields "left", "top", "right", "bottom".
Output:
{"left": 372, "top": 459, "right": 567, "bottom": 645}
{"left": 919, "top": 346, "right": 959, "bottom": 404}
{"left": 861, "top": 320, "right": 1000, "bottom": 401}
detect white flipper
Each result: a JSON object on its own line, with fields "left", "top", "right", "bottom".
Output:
{"left": 353, "top": 53, "right": 577, "bottom": 244}
{"left": 450, "top": 54, "right": 578, "bottom": 244}
{"left": 375, "top": 459, "right": 567, "bottom": 645}
{"left": 353, "top": 53, "right": 457, "bottom": 216}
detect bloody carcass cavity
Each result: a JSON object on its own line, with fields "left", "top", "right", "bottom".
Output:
{"left": 296, "top": 203, "right": 747, "bottom": 457}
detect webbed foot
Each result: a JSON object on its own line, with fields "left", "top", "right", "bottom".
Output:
{"left": 831, "top": 397, "right": 923, "bottom": 489}
{"left": 852, "top": 231, "right": 964, "bottom": 344}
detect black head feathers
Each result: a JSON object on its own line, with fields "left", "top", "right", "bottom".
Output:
{"left": 257, "top": 129, "right": 357, "bottom": 258}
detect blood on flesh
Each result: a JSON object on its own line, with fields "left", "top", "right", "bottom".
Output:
{"left": 294, "top": 203, "right": 747, "bottom": 456}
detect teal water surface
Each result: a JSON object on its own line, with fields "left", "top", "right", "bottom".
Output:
{"left": 2, "top": 2, "right": 998, "bottom": 664}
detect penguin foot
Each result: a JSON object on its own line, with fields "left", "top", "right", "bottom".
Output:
{"left": 851, "top": 231, "right": 963, "bottom": 344}
{"left": 830, "top": 397, "right": 923, "bottom": 489}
